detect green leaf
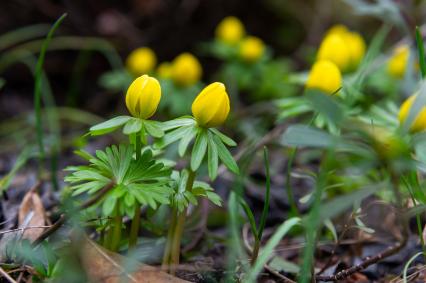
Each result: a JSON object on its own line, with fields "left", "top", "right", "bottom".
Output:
{"left": 178, "top": 126, "right": 197, "bottom": 157}
{"left": 155, "top": 126, "right": 192, "bottom": 149}
{"left": 102, "top": 195, "right": 117, "bottom": 216}
{"left": 161, "top": 117, "right": 196, "bottom": 131}
{"left": 213, "top": 135, "right": 239, "bottom": 174}
{"left": 207, "top": 133, "right": 219, "bottom": 180}
{"left": 305, "top": 89, "right": 343, "bottom": 125}
{"left": 90, "top": 116, "right": 131, "bottom": 136}
{"left": 210, "top": 128, "right": 237, "bottom": 146}
{"left": 245, "top": 217, "right": 301, "bottom": 282}
{"left": 281, "top": 125, "right": 338, "bottom": 148}
{"left": 144, "top": 120, "right": 165, "bottom": 138}
{"left": 191, "top": 129, "right": 208, "bottom": 171}
{"left": 123, "top": 118, "right": 142, "bottom": 135}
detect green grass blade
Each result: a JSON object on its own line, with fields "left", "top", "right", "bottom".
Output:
{"left": 416, "top": 26, "right": 426, "bottom": 79}
{"left": 257, "top": 146, "right": 271, "bottom": 241}
{"left": 245, "top": 217, "right": 300, "bottom": 283}
{"left": 34, "top": 13, "right": 67, "bottom": 165}
{"left": 0, "top": 24, "right": 50, "bottom": 51}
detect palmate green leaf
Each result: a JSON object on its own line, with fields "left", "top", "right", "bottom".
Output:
{"left": 90, "top": 116, "right": 131, "bottom": 136}
{"left": 123, "top": 118, "right": 142, "bottom": 135}
{"left": 65, "top": 144, "right": 173, "bottom": 217}
{"left": 213, "top": 135, "right": 239, "bottom": 174}
{"left": 191, "top": 129, "right": 208, "bottom": 171}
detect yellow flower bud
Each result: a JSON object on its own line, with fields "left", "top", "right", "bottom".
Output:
{"left": 126, "top": 47, "right": 157, "bottom": 76}
{"left": 239, "top": 36, "right": 265, "bottom": 62}
{"left": 345, "top": 31, "right": 366, "bottom": 68}
{"left": 387, "top": 45, "right": 410, "bottom": 79}
{"left": 157, "top": 62, "right": 172, "bottom": 79}
{"left": 398, "top": 94, "right": 426, "bottom": 132}
{"left": 317, "top": 33, "right": 352, "bottom": 72}
{"left": 326, "top": 24, "right": 349, "bottom": 36}
{"left": 192, "top": 82, "right": 230, "bottom": 128}
{"left": 215, "top": 16, "right": 245, "bottom": 44}
{"left": 171, "top": 53, "right": 202, "bottom": 87}
{"left": 125, "top": 75, "right": 161, "bottom": 119}
{"left": 317, "top": 25, "right": 366, "bottom": 72}
{"left": 306, "top": 60, "right": 342, "bottom": 94}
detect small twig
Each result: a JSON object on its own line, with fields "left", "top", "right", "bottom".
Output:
{"left": 0, "top": 226, "right": 52, "bottom": 235}
{"left": 0, "top": 265, "right": 17, "bottom": 283}
{"left": 316, "top": 236, "right": 407, "bottom": 281}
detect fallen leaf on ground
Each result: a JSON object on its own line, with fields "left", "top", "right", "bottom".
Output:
{"left": 18, "top": 190, "right": 46, "bottom": 242}
{"left": 79, "top": 236, "right": 190, "bottom": 283}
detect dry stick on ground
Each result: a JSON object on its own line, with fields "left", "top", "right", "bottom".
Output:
{"left": 0, "top": 265, "right": 17, "bottom": 283}
{"left": 32, "top": 182, "right": 115, "bottom": 246}
{"left": 316, "top": 171, "right": 409, "bottom": 282}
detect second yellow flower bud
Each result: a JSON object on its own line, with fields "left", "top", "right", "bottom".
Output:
{"left": 306, "top": 60, "right": 342, "bottom": 94}
{"left": 192, "top": 82, "right": 230, "bottom": 128}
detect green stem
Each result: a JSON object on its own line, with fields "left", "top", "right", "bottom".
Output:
{"left": 129, "top": 131, "right": 143, "bottom": 249}
{"left": 169, "top": 170, "right": 196, "bottom": 275}
{"left": 110, "top": 204, "right": 122, "bottom": 252}
{"left": 251, "top": 239, "right": 260, "bottom": 265}
{"left": 162, "top": 208, "right": 177, "bottom": 268}
{"left": 285, "top": 147, "right": 300, "bottom": 216}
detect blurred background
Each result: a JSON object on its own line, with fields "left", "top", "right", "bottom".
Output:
{"left": 2, "top": 0, "right": 423, "bottom": 118}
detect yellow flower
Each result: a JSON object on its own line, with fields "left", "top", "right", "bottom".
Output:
{"left": 345, "top": 31, "right": 366, "bottom": 68}
{"left": 317, "top": 26, "right": 366, "bottom": 72}
{"left": 126, "top": 47, "right": 157, "bottom": 76}
{"left": 239, "top": 36, "right": 265, "bottom": 62}
{"left": 192, "top": 82, "right": 230, "bottom": 128}
{"left": 215, "top": 16, "right": 245, "bottom": 44}
{"left": 317, "top": 33, "right": 351, "bottom": 71}
{"left": 387, "top": 45, "right": 410, "bottom": 79}
{"left": 306, "top": 60, "right": 342, "bottom": 94}
{"left": 326, "top": 24, "right": 349, "bottom": 36}
{"left": 126, "top": 75, "right": 161, "bottom": 119}
{"left": 157, "top": 62, "right": 172, "bottom": 79}
{"left": 398, "top": 94, "right": 426, "bottom": 132}
{"left": 171, "top": 53, "right": 202, "bottom": 87}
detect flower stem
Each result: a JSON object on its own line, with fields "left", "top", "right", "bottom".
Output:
{"left": 169, "top": 170, "right": 196, "bottom": 275}
{"left": 129, "top": 132, "right": 143, "bottom": 249}
{"left": 162, "top": 207, "right": 177, "bottom": 268}
{"left": 110, "top": 204, "right": 122, "bottom": 252}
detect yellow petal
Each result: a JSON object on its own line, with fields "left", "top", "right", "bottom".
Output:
{"left": 306, "top": 60, "right": 342, "bottom": 94}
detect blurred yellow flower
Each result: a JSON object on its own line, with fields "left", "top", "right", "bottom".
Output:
{"left": 326, "top": 24, "right": 349, "bottom": 36}
{"left": 157, "top": 62, "right": 172, "bottom": 79}
{"left": 387, "top": 45, "right": 410, "bottom": 79}
{"left": 239, "top": 36, "right": 265, "bottom": 62}
{"left": 126, "top": 47, "right": 157, "bottom": 76}
{"left": 398, "top": 94, "right": 426, "bottom": 132}
{"left": 126, "top": 75, "right": 161, "bottom": 119}
{"left": 192, "top": 82, "right": 230, "bottom": 128}
{"left": 317, "top": 25, "right": 366, "bottom": 72}
{"left": 171, "top": 53, "right": 202, "bottom": 87}
{"left": 215, "top": 16, "right": 245, "bottom": 44}
{"left": 306, "top": 60, "right": 342, "bottom": 94}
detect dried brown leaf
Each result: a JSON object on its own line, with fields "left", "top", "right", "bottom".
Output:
{"left": 79, "top": 236, "right": 190, "bottom": 283}
{"left": 18, "top": 191, "right": 46, "bottom": 242}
